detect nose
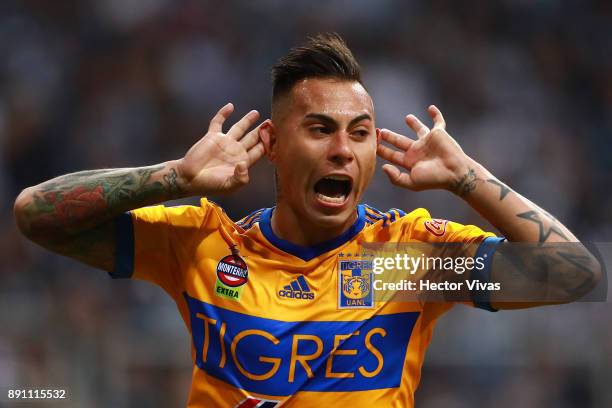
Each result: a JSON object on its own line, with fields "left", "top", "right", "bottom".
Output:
{"left": 328, "top": 131, "right": 355, "bottom": 165}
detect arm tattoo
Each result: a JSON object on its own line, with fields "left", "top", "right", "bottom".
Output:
{"left": 486, "top": 178, "right": 511, "bottom": 200}
{"left": 17, "top": 164, "right": 184, "bottom": 271}
{"left": 450, "top": 168, "right": 481, "bottom": 197}
{"left": 516, "top": 210, "right": 569, "bottom": 242}
{"left": 556, "top": 251, "right": 600, "bottom": 295}
{"left": 540, "top": 207, "right": 560, "bottom": 223}
{"left": 22, "top": 164, "right": 182, "bottom": 240}
{"left": 493, "top": 243, "right": 600, "bottom": 302}
{"left": 163, "top": 168, "right": 179, "bottom": 192}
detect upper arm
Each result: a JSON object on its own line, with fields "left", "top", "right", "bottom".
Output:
{"left": 489, "top": 240, "right": 602, "bottom": 310}
{"left": 34, "top": 219, "right": 117, "bottom": 273}
{"left": 14, "top": 187, "right": 118, "bottom": 272}
{"left": 398, "top": 210, "right": 502, "bottom": 311}
{"left": 119, "top": 203, "right": 210, "bottom": 297}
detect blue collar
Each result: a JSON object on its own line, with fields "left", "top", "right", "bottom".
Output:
{"left": 259, "top": 205, "right": 366, "bottom": 261}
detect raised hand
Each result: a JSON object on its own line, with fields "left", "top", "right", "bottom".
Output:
{"left": 13, "top": 102, "right": 265, "bottom": 272}
{"left": 377, "top": 105, "right": 472, "bottom": 193}
{"left": 177, "top": 103, "right": 266, "bottom": 195}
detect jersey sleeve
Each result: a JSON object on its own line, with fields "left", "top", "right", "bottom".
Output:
{"left": 397, "top": 207, "right": 500, "bottom": 243}
{"left": 110, "top": 198, "right": 214, "bottom": 299}
{"left": 399, "top": 208, "right": 505, "bottom": 312}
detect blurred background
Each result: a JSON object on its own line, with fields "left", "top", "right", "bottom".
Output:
{"left": 1, "top": 0, "right": 611, "bottom": 407}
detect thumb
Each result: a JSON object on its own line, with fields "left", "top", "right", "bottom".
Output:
{"left": 231, "top": 161, "right": 249, "bottom": 186}
{"left": 382, "top": 164, "right": 415, "bottom": 189}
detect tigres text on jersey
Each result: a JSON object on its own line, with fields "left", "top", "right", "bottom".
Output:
{"left": 111, "top": 198, "right": 502, "bottom": 407}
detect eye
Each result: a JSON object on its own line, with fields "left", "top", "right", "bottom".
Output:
{"left": 310, "top": 126, "right": 332, "bottom": 135}
{"left": 353, "top": 129, "right": 370, "bottom": 138}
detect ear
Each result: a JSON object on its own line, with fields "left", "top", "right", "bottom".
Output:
{"left": 259, "top": 119, "right": 278, "bottom": 162}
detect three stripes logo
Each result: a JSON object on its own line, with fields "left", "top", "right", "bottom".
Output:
{"left": 235, "top": 397, "right": 280, "bottom": 408}
{"left": 278, "top": 275, "right": 315, "bottom": 300}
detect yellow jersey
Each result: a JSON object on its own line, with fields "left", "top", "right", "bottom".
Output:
{"left": 111, "top": 198, "right": 502, "bottom": 407}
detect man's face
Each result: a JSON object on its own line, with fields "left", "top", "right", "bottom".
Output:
{"left": 268, "top": 78, "right": 378, "bottom": 229}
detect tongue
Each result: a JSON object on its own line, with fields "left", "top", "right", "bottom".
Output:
{"left": 316, "top": 178, "right": 346, "bottom": 198}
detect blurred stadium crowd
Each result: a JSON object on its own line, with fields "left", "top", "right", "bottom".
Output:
{"left": 1, "top": 0, "right": 611, "bottom": 407}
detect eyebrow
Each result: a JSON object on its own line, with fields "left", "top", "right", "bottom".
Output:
{"left": 304, "top": 113, "right": 373, "bottom": 128}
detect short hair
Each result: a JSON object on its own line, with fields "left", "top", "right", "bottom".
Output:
{"left": 271, "top": 33, "right": 363, "bottom": 102}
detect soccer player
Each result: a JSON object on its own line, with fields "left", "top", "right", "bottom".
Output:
{"left": 14, "top": 34, "right": 600, "bottom": 407}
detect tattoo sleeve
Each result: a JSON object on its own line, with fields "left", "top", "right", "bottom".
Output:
{"left": 489, "top": 242, "right": 602, "bottom": 307}
{"left": 446, "top": 160, "right": 601, "bottom": 308}
{"left": 14, "top": 162, "right": 183, "bottom": 271}
{"left": 449, "top": 168, "right": 481, "bottom": 197}
{"left": 516, "top": 210, "right": 569, "bottom": 242}
{"left": 486, "top": 178, "right": 511, "bottom": 200}
{"left": 457, "top": 160, "right": 578, "bottom": 243}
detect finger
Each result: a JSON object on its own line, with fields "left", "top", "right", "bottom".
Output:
{"left": 240, "top": 122, "right": 265, "bottom": 150}
{"left": 209, "top": 103, "right": 234, "bottom": 133}
{"left": 382, "top": 164, "right": 415, "bottom": 189}
{"left": 380, "top": 128, "right": 414, "bottom": 150}
{"left": 231, "top": 161, "right": 249, "bottom": 185}
{"left": 247, "top": 142, "right": 265, "bottom": 166}
{"left": 405, "top": 114, "right": 430, "bottom": 138}
{"left": 228, "top": 110, "right": 260, "bottom": 140}
{"left": 428, "top": 105, "right": 446, "bottom": 130}
{"left": 377, "top": 144, "right": 407, "bottom": 167}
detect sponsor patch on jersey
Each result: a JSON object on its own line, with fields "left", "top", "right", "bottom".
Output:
{"left": 215, "top": 253, "right": 248, "bottom": 301}
{"left": 278, "top": 275, "right": 315, "bottom": 301}
{"left": 338, "top": 260, "right": 374, "bottom": 309}
{"left": 424, "top": 218, "right": 448, "bottom": 237}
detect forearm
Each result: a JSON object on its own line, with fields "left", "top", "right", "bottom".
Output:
{"left": 451, "top": 157, "right": 576, "bottom": 243}
{"left": 377, "top": 105, "right": 599, "bottom": 307}
{"left": 449, "top": 158, "right": 601, "bottom": 307}
{"left": 14, "top": 160, "right": 184, "bottom": 243}
{"left": 13, "top": 104, "right": 262, "bottom": 272}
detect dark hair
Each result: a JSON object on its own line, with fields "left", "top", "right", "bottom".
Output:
{"left": 271, "top": 33, "right": 363, "bottom": 101}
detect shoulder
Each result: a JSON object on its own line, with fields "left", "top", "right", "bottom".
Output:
{"left": 361, "top": 204, "right": 465, "bottom": 242}
{"left": 360, "top": 204, "right": 496, "bottom": 244}
{"left": 361, "top": 204, "right": 431, "bottom": 227}
{"left": 235, "top": 207, "right": 266, "bottom": 230}
{"left": 129, "top": 197, "right": 229, "bottom": 229}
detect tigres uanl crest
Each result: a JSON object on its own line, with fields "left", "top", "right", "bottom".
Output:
{"left": 338, "top": 259, "right": 374, "bottom": 309}
{"left": 342, "top": 270, "right": 371, "bottom": 299}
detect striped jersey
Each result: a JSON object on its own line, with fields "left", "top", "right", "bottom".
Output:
{"left": 112, "top": 198, "right": 502, "bottom": 407}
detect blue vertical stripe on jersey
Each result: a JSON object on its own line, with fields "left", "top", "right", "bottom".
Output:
{"left": 364, "top": 205, "right": 384, "bottom": 219}
{"left": 110, "top": 212, "right": 134, "bottom": 279}
{"left": 238, "top": 209, "right": 264, "bottom": 229}
{"left": 240, "top": 208, "right": 264, "bottom": 225}
{"left": 390, "top": 208, "right": 406, "bottom": 217}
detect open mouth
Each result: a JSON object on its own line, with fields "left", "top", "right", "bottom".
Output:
{"left": 314, "top": 175, "right": 352, "bottom": 205}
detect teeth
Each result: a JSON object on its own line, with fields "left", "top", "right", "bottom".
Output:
{"left": 316, "top": 192, "right": 347, "bottom": 204}
{"left": 325, "top": 175, "right": 350, "bottom": 181}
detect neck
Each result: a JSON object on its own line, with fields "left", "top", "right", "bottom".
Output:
{"left": 271, "top": 201, "right": 358, "bottom": 247}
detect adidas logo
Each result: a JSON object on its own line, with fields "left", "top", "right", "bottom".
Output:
{"left": 278, "top": 275, "right": 315, "bottom": 300}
